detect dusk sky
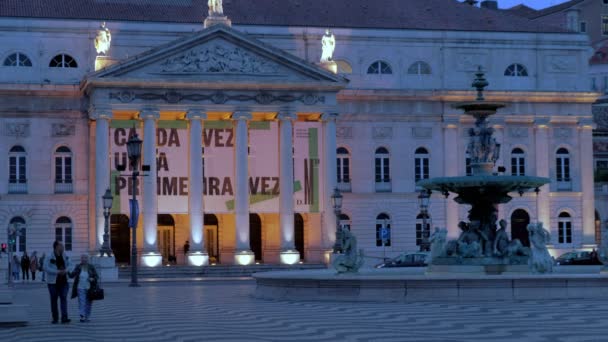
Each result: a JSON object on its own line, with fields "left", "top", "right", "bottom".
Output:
{"left": 498, "top": 0, "right": 569, "bottom": 9}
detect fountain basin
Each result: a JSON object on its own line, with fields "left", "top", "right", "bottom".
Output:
{"left": 254, "top": 268, "right": 608, "bottom": 302}
{"left": 417, "top": 175, "right": 550, "bottom": 204}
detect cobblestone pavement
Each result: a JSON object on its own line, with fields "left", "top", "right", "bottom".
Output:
{"left": 4, "top": 280, "right": 608, "bottom": 342}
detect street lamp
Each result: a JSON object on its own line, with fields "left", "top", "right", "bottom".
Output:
{"left": 331, "top": 188, "right": 343, "bottom": 253}
{"left": 418, "top": 189, "right": 431, "bottom": 252}
{"left": 127, "top": 133, "right": 142, "bottom": 287}
{"left": 99, "top": 188, "right": 113, "bottom": 257}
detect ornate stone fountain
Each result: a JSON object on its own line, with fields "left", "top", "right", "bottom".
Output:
{"left": 417, "top": 67, "right": 550, "bottom": 270}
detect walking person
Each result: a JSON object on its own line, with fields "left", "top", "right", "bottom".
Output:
{"left": 39, "top": 252, "right": 46, "bottom": 282}
{"left": 30, "top": 251, "right": 38, "bottom": 281}
{"left": 11, "top": 255, "right": 20, "bottom": 281}
{"left": 44, "top": 241, "right": 73, "bottom": 324}
{"left": 69, "top": 254, "right": 99, "bottom": 323}
{"left": 183, "top": 240, "right": 190, "bottom": 264}
{"left": 20, "top": 252, "right": 30, "bottom": 281}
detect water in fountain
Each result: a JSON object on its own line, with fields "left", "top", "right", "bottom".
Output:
{"left": 417, "top": 67, "right": 550, "bottom": 269}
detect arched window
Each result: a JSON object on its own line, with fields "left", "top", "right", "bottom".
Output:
{"left": 511, "top": 148, "right": 526, "bottom": 176}
{"left": 337, "top": 147, "right": 350, "bottom": 185}
{"left": 375, "top": 213, "right": 391, "bottom": 247}
{"left": 9, "top": 145, "right": 27, "bottom": 194}
{"left": 9, "top": 217, "right": 26, "bottom": 252}
{"left": 407, "top": 61, "right": 431, "bottom": 75}
{"left": 335, "top": 60, "right": 353, "bottom": 74}
{"left": 556, "top": 148, "right": 571, "bottom": 183}
{"left": 55, "top": 217, "right": 73, "bottom": 251}
{"left": 414, "top": 147, "right": 430, "bottom": 182}
{"left": 367, "top": 60, "right": 392, "bottom": 75}
{"left": 558, "top": 212, "right": 572, "bottom": 244}
{"left": 339, "top": 213, "right": 351, "bottom": 231}
{"left": 504, "top": 63, "right": 528, "bottom": 77}
{"left": 3, "top": 52, "right": 32, "bottom": 67}
{"left": 54, "top": 146, "right": 73, "bottom": 193}
{"left": 375, "top": 147, "right": 390, "bottom": 184}
{"left": 416, "top": 213, "right": 431, "bottom": 247}
{"left": 49, "top": 54, "right": 78, "bottom": 68}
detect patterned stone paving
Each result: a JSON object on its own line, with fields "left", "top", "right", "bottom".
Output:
{"left": 3, "top": 280, "right": 608, "bottom": 342}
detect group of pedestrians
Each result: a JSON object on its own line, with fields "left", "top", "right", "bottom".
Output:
{"left": 43, "top": 241, "right": 100, "bottom": 324}
{"left": 6, "top": 241, "right": 101, "bottom": 324}
{"left": 10, "top": 251, "right": 45, "bottom": 282}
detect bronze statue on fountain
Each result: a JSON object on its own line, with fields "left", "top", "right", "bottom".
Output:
{"left": 417, "top": 67, "right": 549, "bottom": 268}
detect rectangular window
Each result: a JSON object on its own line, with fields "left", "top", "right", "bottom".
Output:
{"left": 415, "top": 158, "right": 430, "bottom": 181}
{"left": 337, "top": 157, "right": 350, "bottom": 183}
{"left": 18, "top": 156, "right": 26, "bottom": 183}
{"left": 65, "top": 157, "right": 72, "bottom": 183}
{"left": 55, "top": 157, "right": 63, "bottom": 183}
{"left": 375, "top": 157, "right": 389, "bottom": 183}
{"left": 55, "top": 227, "right": 62, "bottom": 243}
{"left": 65, "top": 227, "right": 72, "bottom": 251}
{"left": 18, "top": 232, "right": 26, "bottom": 253}
{"left": 415, "top": 222, "right": 430, "bottom": 246}
{"left": 375, "top": 158, "right": 381, "bottom": 182}
{"left": 383, "top": 158, "right": 390, "bottom": 182}
{"left": 580, "top": 21, "right": 587, "bottom": 33}
{"left": 603, "top": 16, "right": 608, "bottom": 35}
{"left": 9, "top": 156, "right": 17, "bottom": 183}
{"left": 559, "top": 221, "right": 572, "bottom": 244}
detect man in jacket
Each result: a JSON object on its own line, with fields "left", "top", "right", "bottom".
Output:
{"left": 43, "top": 241, "right": 73, "bottom": 324}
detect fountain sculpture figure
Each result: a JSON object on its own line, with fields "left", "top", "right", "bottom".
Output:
{"left": 417, "top": 67, "right": 550, "bottom": 270}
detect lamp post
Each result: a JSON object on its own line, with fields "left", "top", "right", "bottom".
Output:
{"left": 331, "top": 188, "right": 343, "bottom": 253}
{"left": 99, "top": 188, "right": 113, "bottom": 257}
{"left": 126, "top": 133, "right": 143, "bottom": 287}
{"left": 418, "top": 189, "right": 431, "bottom": 252}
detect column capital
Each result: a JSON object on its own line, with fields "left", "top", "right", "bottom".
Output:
{"left": 186, "top": 109, "right": 207, "bottom": 120}
{"left": 89, "top": 106, "right": 113, "bottom": 120}
{"left": 321, "top": 112, "right": 339, "bottom": 122}
{"left": 139, "top": 107, "right": 160, "bottom": 120}
{"left": 233, "top": 111, "right": 252, "bottom": 121}
{"left": 534, "top": 118, "right": 551, "bottom": 129}
{"left": 579, "top": 117, "right": 596, "bottom": 130}
{"left": 277, "top": 109, "right": 297, "bottom": 122}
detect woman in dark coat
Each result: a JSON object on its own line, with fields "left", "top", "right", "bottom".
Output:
{"left": 69, "top": 254, "right": 99, "bottom": 323}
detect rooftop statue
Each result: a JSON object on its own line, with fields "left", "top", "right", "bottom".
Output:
{"left": 94, "top": 22, "right": 111, "bottom": 56}
{"left": 208, "top": 0, "right": 223, "bottom": 16}
{"left": 320, "top": 29, "right": 336, "bottom": 63}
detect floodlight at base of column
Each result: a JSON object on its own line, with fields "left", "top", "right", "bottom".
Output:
{"left": 279, "top": 250, "right": 301, "bottom": 265}
{"left": 234, "top": 251, "right": 255, "bottom": 266}
{"left": 187, "top": 252, "right": 209, "bottom": 267}
{"left": 141, "top": 253, "right": 163, "bottom": 267}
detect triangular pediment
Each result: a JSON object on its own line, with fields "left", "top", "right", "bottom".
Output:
{"left": 85, "top": 25, "right": 347, "bottom": 89}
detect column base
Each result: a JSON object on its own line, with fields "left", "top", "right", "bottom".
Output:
{"left": 188, "top": 252, "right": 209, "bottom": 267}
{"left": 279, "top": 250, "right": 301, "bottom": 265}
{"left": 234, "top": 250, "right": 255, "bottom": 266}
{"left": 89, "top": 255, "right": 118, "bottom": 281}
{"left": 141, "top": 252, "right": 163, "bottom": 268}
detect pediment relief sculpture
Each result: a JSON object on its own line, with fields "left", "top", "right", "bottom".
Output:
{"left": 159, "top": 43, "right": 280, "bottom": 75}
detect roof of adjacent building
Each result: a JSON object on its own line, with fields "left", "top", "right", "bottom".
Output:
{"left": 0, "top": 0, "right": 571, "bottom": 33}
{"left": 505, "top": 0, "right": 585, "bottom": 20}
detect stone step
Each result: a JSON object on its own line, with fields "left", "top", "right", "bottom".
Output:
{"left": 0, "top": 290, "right": 14, "bottom": 304}
{"left": 0, "top": 304, "right": 28, "bottom": 326}
{"left": 118, "top": 264, "right": 327, "bottom": 278}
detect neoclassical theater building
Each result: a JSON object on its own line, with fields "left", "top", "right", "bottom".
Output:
{"left": 0, "top": 0, "right": 599, "bottom": 267}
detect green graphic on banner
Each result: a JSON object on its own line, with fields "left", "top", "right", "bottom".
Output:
{"left": 158, "top": 120, "right": 188, "bottom": 129}
{"left": 205, "top": 121, "right": 233, "bottom": 129}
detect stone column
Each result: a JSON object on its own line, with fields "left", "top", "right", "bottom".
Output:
{"left": 534, "top": 120, "right": 551, "bottom": 230}
{"left": 493, "top": 122, "right": 506, "bottom": 223}
{"left": 233, "top": 111, "right": 255, "bottom": 265}
{"left": 278, "top": 109, "right": 299, "bottom": 264}
{"left": 322, "top": 113, "right": 338, "bottom": 262}
{"left": 141, "top": 108, "right": 162, "bottom": 267}
{"left": 580, "top": 119, "right": 597, "bottom": 247}
{"left": 187, "top": 109, "right": 209, "bottom": 266}
{"left": 443, "top": 119, "right": 459, "bottom": 239}
{"left": 93, "top": 108, "right": 112, "bottom": 252}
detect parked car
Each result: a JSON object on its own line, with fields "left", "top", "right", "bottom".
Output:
{"left": 555, "top": 251, "right": 602, "bottom": 266}
{"left": 375, "top": 252, "right": 429, "bottom": 268}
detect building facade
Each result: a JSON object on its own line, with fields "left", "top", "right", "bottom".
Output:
{"left": 0, "top": 0, "right": 599, "bottom": 266}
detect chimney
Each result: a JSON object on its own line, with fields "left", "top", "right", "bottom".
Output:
{"left": 480, "top": 1, "right": 498, "bottom": 10}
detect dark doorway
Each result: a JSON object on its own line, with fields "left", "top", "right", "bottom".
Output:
{"left": 158, "top": 214, "right": 176, "bottom": 264}
{"left": 295, "top": 214, "right": 305, "bottom": 261}
{"left": 250, "top": 214, "right": 262, "bottom": 262}
{"left": 110, "top": 214, "right": 130, "bottom": 264}
{"left": 511, "top": 209, "right": 530, "bottom": 247}
{"left": 204, "top": 214, "right": 220, "bottom": 264}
